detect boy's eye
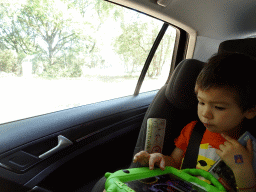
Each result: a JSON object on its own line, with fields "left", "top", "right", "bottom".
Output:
{"left": 198, "top": 101, "right": 204, "bottom": 105}
{"left": 215, "top": 106, "right": 225, "bottom": 110}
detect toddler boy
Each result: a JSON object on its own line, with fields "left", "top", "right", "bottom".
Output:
{"left": 134, "top": 52, "right": 256, "bottom": 191}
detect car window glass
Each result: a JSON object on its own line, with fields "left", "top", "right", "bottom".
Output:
{"left": 0, "top": 0, "right": 176, "bottom": 124}
{"left": 140, "top": 27, "right": 176, "bottom": 93}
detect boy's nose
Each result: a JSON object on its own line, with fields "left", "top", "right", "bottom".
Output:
{"left": 202, "top": 107, "right": 213, "bottom": 119}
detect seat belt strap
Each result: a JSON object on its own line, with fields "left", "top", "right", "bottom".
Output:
{"left": 181, "top": 121, "right": 206, "bottom": 169}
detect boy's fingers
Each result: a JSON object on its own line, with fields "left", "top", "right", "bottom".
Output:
{"left": 133, "top": 151, "right": 142, "bottom": 162}
{"left": 149, "top": 154, "right": 165, "bottom": 170}
{"left": 215, "top": 148, "right": 221, "bottom": 155}
{"left": 134, "top": 151, "right": 149, "bottom": 159}
{"left": 221, "top": 133, "right": 236, "bottom": 144}
{"left": 133, "top": 153, "right": 140, "bottom": 162}
{"left": 133, "top": 151, "right": 149, "bottom": 163}
{"left": 247, "top": 139, "right": 253, "bottom": 153}
{"left": 148, "top": 155, "right": 155, "bottom": 170}
{"left": 159, "top": 158, "right": 165, "bottom": 170}
{"left": 134, "top": 151, "right": 166, "bottom": 170}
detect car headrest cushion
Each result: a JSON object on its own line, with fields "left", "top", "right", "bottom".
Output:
{"left": 165, "top": 59, "right": 205, "bottom": 110}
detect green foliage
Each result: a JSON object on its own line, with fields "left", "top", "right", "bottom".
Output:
{"left": 114, "top": 12, "right": 175, "bottom": 77}
{"left": 41, "top": 62, "right": 82, "bottom": 78}
{"left": 0, "top": 49, "right": 18, "bottom": 74}
{"left": 0, "top": 0, "right": 175, "bottom": 78}
{"left": 114, "top": 21, "right": 150, "bottom": 73}
{"left": 147, "top": 31, "right": 175, "bottom": 77}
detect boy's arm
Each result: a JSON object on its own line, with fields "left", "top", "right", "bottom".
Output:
{"left": 133, "top": 147, "right": 184, "bottom": 170}
{"left": 216, "top": 134, "right": 256, "bottom": 191}
{"left": 233, "top": 166, "right": 256, "bottom": 192}
{"left": 166, "top": 147, "right": 184, "bottom": 169}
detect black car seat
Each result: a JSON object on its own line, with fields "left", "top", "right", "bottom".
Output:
{"left": 91, "top": 37, "right": 256, "bottom": 192}
{"left": 131, "top": 59, "right": 205, "bottom": 167}
{"left": 218, "top": 38, "right": 256, "bottom": 58}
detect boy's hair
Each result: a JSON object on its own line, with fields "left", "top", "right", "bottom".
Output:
{"left": 196, "top": 52, "right": 256, "bottom": 112}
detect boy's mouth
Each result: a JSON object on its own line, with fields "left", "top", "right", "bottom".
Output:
{"left": 203, "top": 123, "right": 213, "bottom": 128}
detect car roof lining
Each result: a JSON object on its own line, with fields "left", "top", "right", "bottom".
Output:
{"left": 108, "top": 0, "right": 256, "bottom": 40}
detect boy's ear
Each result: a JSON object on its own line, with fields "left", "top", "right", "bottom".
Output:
{"left": 245, "top": 107, "right": 256, "bottom": 119}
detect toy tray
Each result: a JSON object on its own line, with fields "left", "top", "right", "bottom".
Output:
{"left": 105, "top": 166, "right": 226, "bottom": 192}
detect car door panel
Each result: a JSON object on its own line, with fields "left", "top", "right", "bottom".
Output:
{"left": 0, "top": 90, "right": 157, "bottom": 191}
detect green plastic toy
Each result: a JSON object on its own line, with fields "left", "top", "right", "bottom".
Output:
{"left": 105, "top": 166, "right": 226, "bottom": 192}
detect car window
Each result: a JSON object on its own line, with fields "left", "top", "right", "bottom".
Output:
{"left": 0, "top": 0, "right": 176, "bottom": 124}
{"left": 140, "top": 26, "right": 176, "bottom": 93}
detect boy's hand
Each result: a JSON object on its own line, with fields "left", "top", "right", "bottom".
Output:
{"left": 133, "top": 151, "right": 150, "bottom": 167}
{"left": 216, "top": 133, "right": 254, "bottom": 173}
{"left": 133, "top": 151, "right": 166, "bottom": 170}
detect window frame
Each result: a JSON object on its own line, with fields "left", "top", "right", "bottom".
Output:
{"left": 133, "top": 22, "right": 188, "bottom": 95}
{"left": 134, "top": 23, "right": 169, "bottom": 96}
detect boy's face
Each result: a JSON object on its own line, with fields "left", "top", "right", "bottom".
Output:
{"left": 196, "top": 87, "right": 254, "bottom": 135}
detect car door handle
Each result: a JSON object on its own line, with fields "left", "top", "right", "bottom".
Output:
{"left": 39, "top": 135, "right": 73, "bottom": 159}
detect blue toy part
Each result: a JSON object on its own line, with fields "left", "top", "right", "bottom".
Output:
{"left": 105, "top": 167, "right": 226, "bottom": 192}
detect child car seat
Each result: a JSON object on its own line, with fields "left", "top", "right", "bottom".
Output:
{"left": 131, "top": 59, "right": 205, "bottom": 168}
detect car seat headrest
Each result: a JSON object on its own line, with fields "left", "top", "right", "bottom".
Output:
{"left": 165, "top": 59, "right": 205, "bottom": 110}
{"left": 218, "top": 38, "right": 256, "bottom": 58}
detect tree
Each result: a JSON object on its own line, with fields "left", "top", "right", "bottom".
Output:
{"left": 147, "top": 28, "right": 175, "bottom": 77}
{"left": 114, "top": 21, "right": 150, "bottom": 74}
{"left": 114, "top": 12, "right": 175, "bottom": 78}
{"left": 0, "top": 1, "right": 38, "bottom": 74}
{"left": 1, "top": 0, "right": 173, "bottom": 79}
{"left": 0, "top": 0, "right": 105, "bottom": 77}
{"left": 0, "top": 49, "right": 18, "bottom": 74}
{"left": 17, "top": 0, "right": 82, "bottom": 66}
{"left": 0, "top": 1, "right": 39, "bottom": 54}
